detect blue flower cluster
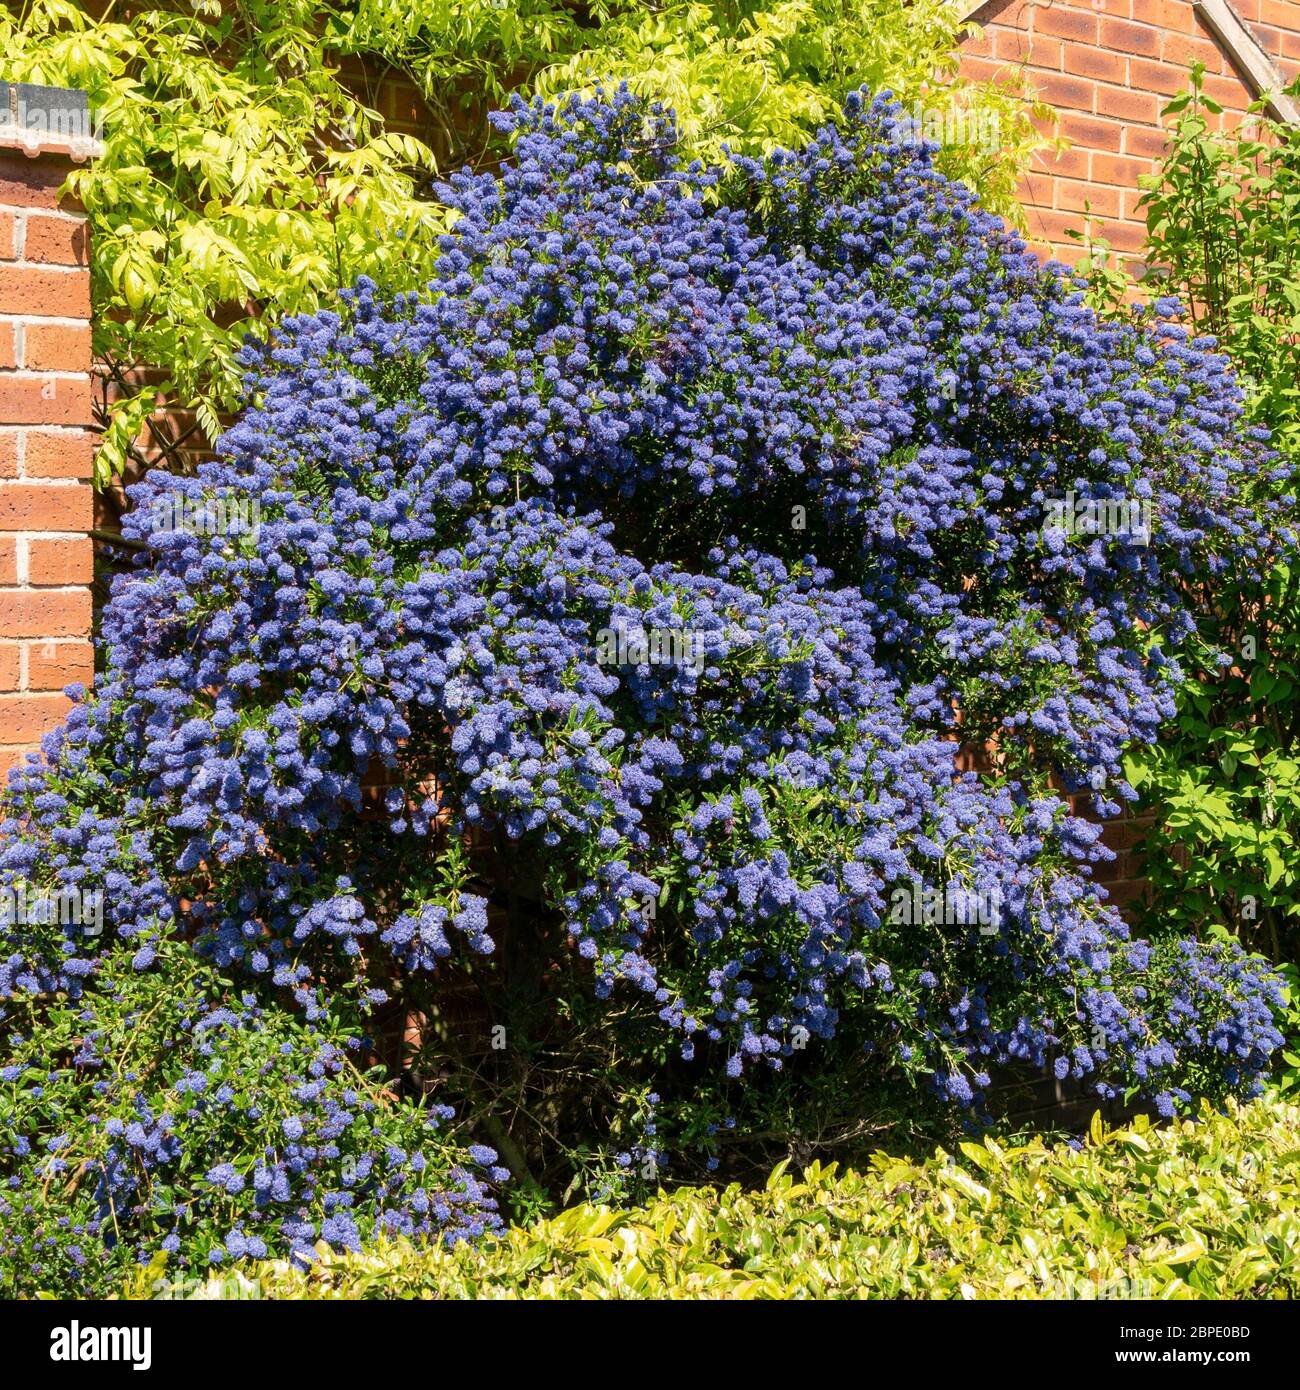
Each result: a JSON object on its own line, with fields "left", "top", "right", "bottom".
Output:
{"left": 0, "top": 938, "right": 505, "bottom": 1295}
{"left": 1, "top": 89, "right": 1291, "bottom": 1278}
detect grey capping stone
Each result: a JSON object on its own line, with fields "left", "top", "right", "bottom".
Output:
{"left": 0, "top": 80, "right": 98, "bottom": 150}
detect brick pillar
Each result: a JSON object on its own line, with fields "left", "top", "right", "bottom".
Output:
{"left": 0, "top": 83, "right": 97, "bottom": 776}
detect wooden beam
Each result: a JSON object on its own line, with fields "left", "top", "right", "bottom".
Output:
{"left": 1194, "top": 0, "right": 1300, "bottom": 124}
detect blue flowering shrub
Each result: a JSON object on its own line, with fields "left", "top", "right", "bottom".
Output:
{"left": 0, "top": 938, "right": 504, "bottom": 1295}
{"left": 1, "top": 90, "right": 1293, "bottom": 1292}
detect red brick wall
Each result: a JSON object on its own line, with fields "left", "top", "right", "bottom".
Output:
{"left": 961, "top": 0, "right": 1300, "bottom": 266}
{"left": 0, "top": 139, "right": 96, "bottom": 776}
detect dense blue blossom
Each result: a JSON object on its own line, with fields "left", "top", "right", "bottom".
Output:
{"left": 0, "top": 938, "right": 503, "bottom": 1294}
{"left": 1, "top": 89, "right": 1292, "bottom": 1288}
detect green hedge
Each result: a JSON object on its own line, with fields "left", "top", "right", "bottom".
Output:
{"left": 125, "top": 1099, "right": 1300, "bottom": 1300}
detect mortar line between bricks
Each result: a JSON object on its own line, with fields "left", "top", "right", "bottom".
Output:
{"left": 0, "top": 204, "right": 82, "bottom": 222}
{"left": 3, "top": 478, "right": 90, "bottom": 488}
{"left": 0, "top": 315, "right": 92, "bottom": 327}
{"left": 7, "top": 424, "right": 95, "bottom": 432}
{"left": 1, "top": 369, "right": 89, "bottom": 380}
{"left": 0, "top": 259, "right": 87, "bottom": 274}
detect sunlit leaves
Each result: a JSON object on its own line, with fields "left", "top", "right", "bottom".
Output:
{"left": 131, "top": 1096, "right": 1300, "bottom": 1300}
{"left": 1, "top": 0, "right": 444, "bottom": 484}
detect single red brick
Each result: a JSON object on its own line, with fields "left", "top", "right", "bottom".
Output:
{"left": 1154, "top": 0, "right": 1196, "bottom": 34}
{"left": 0, "top": 589, "right": 91, "bottom": 638}
{"left": 0, "top": 265, "right": 90, "bottom": 317}
{"left": 22, "top": 214, "right": 89, "bottom": 267}
{"left": 1131, "top": 59, "right": 1196, "bottom": 97}
{"left": 1040, "top": 36, "right": 1068, "bottom": 70}
{"left": 0, "top": 155, "right": 69, "bottom": 211}
{"left": 1103, "top": 219, "right": 1148, "bottom": 253}
{"left": 0, "top": 482, "right": 92, "bottom": 531}
{"left": 22, "top": 323, "right": 91, "bottom": 373}
{"left": 1099, "top": 18, "right": 1162, "bottom": 57}
{"left": 1126, "top": 125, "right": 1175, "bottom": 159}
{"left": 0, "top": 211, "right": 14, "bottom": 260}
{"left": 1017, "top": 172, "right": 1057, "bottom": 210}
{"left": 22, "top": 430, "right": 94, "bottom": 479}
{"left": 25, "top": 638, "right": 93, "bottom": 691}
{"left": 1036, "top": 72, "right": 1095, "bottom": 112}
{"left": 0, "top": 322, "right": 14, "bottom": 370}
{"left": 990, "top": 27, "right": 1030, "bottom": 63}
{"left": 1201, "top": 73, "right": 1252, "bottom": 111}
{"left": 1035, "top": 9, "right": 1099, "bottom": 42}
{"left": 1058, "top": 179, "right": 1122, "bottom": 218}
{"left": 0, "top": 692, "right": 73, "bottom": 742}
{"left": 960, "top": 55, "right": 1006, "bottom": 85}
{"left": 0, "top": 536, "right": 15, "bottom": 585}
{"left": 1059, "top": 113, "right": 1125, "bottom": 153}
{"left": 0, "top": 375, "right": 91, "bottom": 427}
{"left": 0, "top": 434, "right": 15, "bottom": 480}
{"left": 1064, "top": 47, "right": 1127, "bottom": 86}
{"left": 1037, "top": 144, "right": 1091, "bottom": 181}
{"left": 1092, "top": 151, "right": 1157, "bottom": 186}
{"left": 27, "top": 537, "right": 92, "bottom": 585}
{"left": 1095, "top": 85, "right": 1161, "bottom": 125}
{"left": 0, "top": 643, "right": 19, "bottom": 692}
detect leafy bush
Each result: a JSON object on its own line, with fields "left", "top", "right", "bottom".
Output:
{"left": 1141, "top": 67, "right": 1300, "bottom": 452}
{"left": 1126, "top": 563, "right": 1300, "bottom": 969}
{"left": 2, "top": 91, "right": 1292, "bottom": 1290}
{"left": 1127, "top": 68, "right": 1300, "bottom": 981}
{"left": 1, "top": 0, "right": 444, "bottom": 482}
{"left": 351, "top": 0, "right": 1046, "bottom": 216}
{"left": 0, "top": 935, "right": 507, "bottom": 1297}
{"left": 125, "top": 1097, "right": 1300, "bottom": 1300}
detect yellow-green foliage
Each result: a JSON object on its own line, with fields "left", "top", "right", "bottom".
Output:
{"left": 351, "top": 0, "right": 1050, "bottom": 224}
{"left": 1, "top": 0, "right": 445, "bottom": 484}
{"left": 125, "top": 1098, "right": 1300, "bottom": 1300}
